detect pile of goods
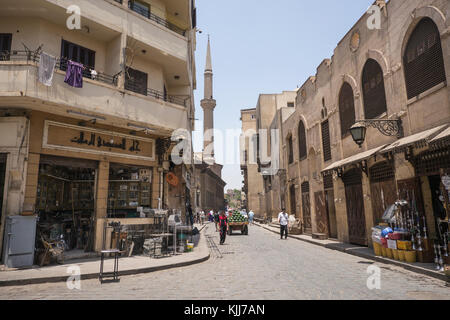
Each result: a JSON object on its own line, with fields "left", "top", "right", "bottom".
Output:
{"left": 229, "top": 211, "right": 248, "bottom": 223}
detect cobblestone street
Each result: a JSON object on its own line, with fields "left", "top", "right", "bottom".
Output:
{"left": 0, "top": 223, "right": 448, "bottom": 300}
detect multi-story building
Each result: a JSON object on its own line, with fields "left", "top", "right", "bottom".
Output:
{"left": 240, "top": 108, "right": 264, "bottom": 217}
{"left": 242, "top": 91, "right": 297, "bottom": 220}
{"left": 0, "top": 0, "right": 197, "bottom": 263}
{"left": 277, "top": 0, "right": 449, "bottom": 247}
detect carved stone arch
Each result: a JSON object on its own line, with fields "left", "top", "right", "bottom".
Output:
{"left": 364, "top": 49, "right": 390, "bottom": 77}
{"left": 340, "top": 74, "right": 360, "bottom": 99}
{"left": 399, "top": 5, "right": 448, "bottom": 56}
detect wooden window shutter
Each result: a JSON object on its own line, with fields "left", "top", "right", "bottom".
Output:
{"left": 298, "top": 121, "right": 307, "bottom": 160}
{"left": 404, "top": 18, "right": 446, "bottom": 99}
{"left": 339, "top": 82, "right": 356, "bottom": 138}
{"left": 321, "top": 120, "right": 331, "bottom": 162}
{"left": 362, "top": 59, "right": 387, "bottom": 119}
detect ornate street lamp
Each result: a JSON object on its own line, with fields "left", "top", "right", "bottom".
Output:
{"left": 349, "top": 119, "right": 404, "bottom": 148}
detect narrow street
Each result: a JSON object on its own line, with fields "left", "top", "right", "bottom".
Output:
{"left": 0, "top": 223, "right": 448, "bottom": 300}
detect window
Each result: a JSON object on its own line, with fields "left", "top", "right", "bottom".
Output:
{"left": 298, "top": 121, "right": 307, "bottom": 160}
{"left": 288, "top": 136, "right": 294, "bottom": 164}
{"left": 125, "top": 67, "right": 148, "bottom": 96}
{"left": 251, "top": 114, "right": 256, "bottom": 120}
{"left": 128, "top": 0, "right": 150, "bottom": 18}
{"left": 404, "top": 18, "right": 446, "bottom": 99}
{"left": 0, "top": 33, "right": 12, "bottom": 61}
{"left": 362, "top": 59, "right": 387, "bottom": 119}
{"left": 321, "top": 120, "right": 331, "bottom": 162}
{"left": 287, "top": 102, "right": 294, "bottom": 108}
{"left": 60, "top": 40, "right": 95, "bottom": 77}
{"left": 339, "top": 82, "right": 356, "bottom": 137}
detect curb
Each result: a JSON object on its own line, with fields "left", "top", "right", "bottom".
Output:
{"left": 254, "top": 223, "right": 448, "bottom": 282}
{"left": 0, "top": 225, "right": 210, "bottom": 287}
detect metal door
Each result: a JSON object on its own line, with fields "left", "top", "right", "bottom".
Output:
{"left": 343, "top": 169, "right": 367, "bottom": 246}
{"left": 3, "top": 216, "right": 37, "bottom": 268}
{"left": 0, "top": 154, "right": 6, "bottom": 226}
{"left": 314, "top": 191, "right": 329, "bottom": 236}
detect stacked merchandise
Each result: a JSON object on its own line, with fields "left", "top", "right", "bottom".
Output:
{"left": 372, "top": 200, "right": 449, "bottom": 270}
{"left": 229, "top": 211, "right": 248, "bottom": 223}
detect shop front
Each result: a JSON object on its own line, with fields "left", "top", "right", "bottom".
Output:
{"left": 25, "top": 113, "right": 166, "bottom": 264}
{"left": 371, "top": 124, "right": 450, "bottom": 269}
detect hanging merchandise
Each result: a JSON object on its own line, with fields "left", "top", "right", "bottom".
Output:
{"left": 64, "top": 60, "right": 84, "bottom": 88}
{"left": 38, "top": 52, "right": 57, "bottom": 86}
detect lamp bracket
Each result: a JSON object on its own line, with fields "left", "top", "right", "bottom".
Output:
{"left": 356, "top": 119, "right": 404, "bottom": 138}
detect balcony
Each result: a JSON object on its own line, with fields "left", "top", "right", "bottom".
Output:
{"left": 1, "top": 51, "right": 120, "bottom": 87}
{"left": 0, "top": 51, "right": 190, "bottom": 133}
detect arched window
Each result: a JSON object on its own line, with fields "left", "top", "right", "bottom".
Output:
{"left": 362, "top": 59, "right": 387, "bottom": 119}
{"left": 287, "top": 136, "right": 294, "bottom": 164}
{"left": 339, "top": 82, "right": 356, "bottom": 137}
{"left": 298, "top": 121, "right": 307, "bottom": 160}
{"left": 404, "top": 18, "right": 446, "bottom": 99}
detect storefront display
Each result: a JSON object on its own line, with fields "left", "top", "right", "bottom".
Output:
{"left": 107, "top": 163, "right": 153, "bottom": 218}
{"left": 35, "top": 156, "right": 97, "bottom": 263}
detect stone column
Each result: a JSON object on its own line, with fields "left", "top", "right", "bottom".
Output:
{"left": 94, "top": 161, "right": 109, "bottom": 252}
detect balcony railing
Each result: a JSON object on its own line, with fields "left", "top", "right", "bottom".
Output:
{"left": 125, "top": 1, "right": 187, "bottom": 36}
{"left": 0, "top": 50, "right": 120, "bottom": 86}
{"left": 125, "top": 77, "right": 187, "bottom": 107}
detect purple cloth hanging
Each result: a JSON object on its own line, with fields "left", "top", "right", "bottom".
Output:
{"left": 64, "top": 60, "right": 83, "bottom": 88}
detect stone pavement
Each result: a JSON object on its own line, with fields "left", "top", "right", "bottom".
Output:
{"left": 0, "top": 223, "right": 448, "bottom": 300}
{"left": 254, "top": 221, "right": 448, "bottom": 282}
{"left": 0, "top": 223, "right": 209, "bottom": 287}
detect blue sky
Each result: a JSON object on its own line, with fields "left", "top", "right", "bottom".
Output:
{"left": 192, "top": 0, "right": 375, "bottom": 190}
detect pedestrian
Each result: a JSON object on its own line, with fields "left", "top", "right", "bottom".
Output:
{"left": 200, "top": 210, "right": 205, "bottom": 224}
{"left": 209, "top": 210, "right": 214, "bottom": 222}
{"left": 196, "top": 212, "right": 200, "bottom": 224}
{"left": 248, "top": 210, "right": 254, "bottom": 225}
{"left": 219, "top": 211, "right": 228, "bottom": 245}
{"left": 187, "top": 204, "right": 194, "bottom": 226}
{"left": 278, "top": 208, "right": 289, "bottom": 240}
{"left": 214, "top": 211, "right": 220, "bottom": 232}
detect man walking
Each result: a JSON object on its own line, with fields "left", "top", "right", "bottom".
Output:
{"left": 214, "top": 211, "right": 220, "bottom": 232}
{"left": 278, "top": 208, "right": 289, "bottom": 240}
{"left": 248, "top": 210, "right": 254, "bottom": 225}
{"left": 218, "top": 211, "right": 228, "bottom": 245}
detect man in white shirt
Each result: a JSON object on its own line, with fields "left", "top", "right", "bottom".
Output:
{"left": 278, "top": 208, "right": 289, "bottom": 240}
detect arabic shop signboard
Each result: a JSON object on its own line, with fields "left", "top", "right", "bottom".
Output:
{"left": 43, "top": 121, "right": 155, "bottom": 161}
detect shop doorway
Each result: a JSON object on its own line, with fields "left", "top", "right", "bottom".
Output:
{"left": 369, "top": 162, "right": 397, "bottom": 225}
{"left": 301, "top": 182, "right": 312, "bottom": 234}
{"left": 324, "top": 174, "right": 337, "bottom": 239}
{"left": 343, "top": 168, "right": 367, "bottom": 246}
{"left": 0, "top": 154, "right": 6, "bottom": 261}
{"left": 0, "top": 154, "right": 6, "bottom": 227}
{"left": 428, "top": 175, "right": 448, "bottom": 242}
{"left": 289, "top": 184, "right": 296, "bottom": 217}
{"left": 36, "top": 156, "right": 97, "bottom": 260}
{"left": 314, "top": 191, "right": 329, "bottom": 236}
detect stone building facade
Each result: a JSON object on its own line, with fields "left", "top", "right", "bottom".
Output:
{"left": 257, "top": 0, "right": 450, "bottom": 246}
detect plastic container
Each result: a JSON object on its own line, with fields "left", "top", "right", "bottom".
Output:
{"left": 186, "top": 243, "right": 194, "bottom": 252}
{"left": 373, "top": 242, "right": 382, "bottom": 256}
{"left": 392, "top": 249, "right": 400, "bottom": 260}
{"left": 381, "top": 246, "right": 387, "bottom": 257}
{"left": 398, "top": 250, "right": 406, "bottom": 261}
{"left": 386, "top": 248, "right": 393, "bottom": 259}
{"left": 404, "top": 250, "right": 416, "bottom": 263}
{"left": 397, "top": 240, "right": 412, "bottom": 251}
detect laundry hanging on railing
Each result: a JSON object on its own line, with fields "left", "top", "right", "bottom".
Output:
{"left": 64, "top": 60, "right": 84, "bottom": 88}
{"left": 38, "top": 52, "right": 56, "bottom": 86}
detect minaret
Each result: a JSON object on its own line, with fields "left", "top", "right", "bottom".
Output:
{"left": 201, "top": 36, "right": 217, "bottom": 162}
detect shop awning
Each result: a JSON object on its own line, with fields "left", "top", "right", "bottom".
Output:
{"left": 428, "top": 125, "right": 450, "bottom": 149}
{"left": 322, "top": 145, "right": 387, "bottom": 174}
{"left": 380, "top": 124, "right": 448, "bottom": 154}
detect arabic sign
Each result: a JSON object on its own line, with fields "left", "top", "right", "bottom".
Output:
{"left": 43, "top": 121, "right": 155, "bottom": 161}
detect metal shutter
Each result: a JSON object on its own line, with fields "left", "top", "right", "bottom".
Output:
{"left": 404, "top": 18, "right": 446, "bottom": 99}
